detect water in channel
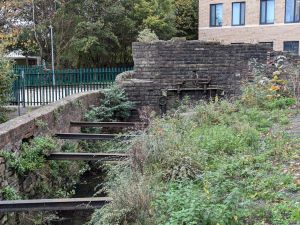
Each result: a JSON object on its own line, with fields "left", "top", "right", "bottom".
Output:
{"left": 50, "top": 166, "right": 106, "bottom": 225}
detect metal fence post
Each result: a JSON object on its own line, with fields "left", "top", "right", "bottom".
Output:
{"left": 21, "top": 71, "right": 26, "bottom": 108}
{"left": 17, "top": 75, "right": 21, "bottom": 116}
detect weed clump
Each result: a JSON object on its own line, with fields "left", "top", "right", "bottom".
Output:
{"left": 0, "top": 137, "right": 87, "bottom": 199}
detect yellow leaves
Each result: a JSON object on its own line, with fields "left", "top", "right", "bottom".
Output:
{"left": 273, "top": 75, "right": 279, "bottom": 81}
{"left": 203, "top": 181, "right": 210, "bottom": 195}
{"left": 270, "top": 85, "right": 280, "bottom": 91}
{"left": 234, "top": 215, "right": 238, "bottom": 222}
{"left": 273, "top": 71, "right": 281, "bottom": 77}
{"left": 250, "top": 192, "right": 258, "bottom": 199}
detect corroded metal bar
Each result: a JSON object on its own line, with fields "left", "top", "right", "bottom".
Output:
{"left": 46, "top": 152, "right": 129, "bottom": 161}
{"left": 0, "top": 197, "right": 112, "bottom": 212}
{"left": 70, "top": 121, "right": 146, "bottom": 128}
{"left": 55, "top": 133, "right": 135, "bottom": 140}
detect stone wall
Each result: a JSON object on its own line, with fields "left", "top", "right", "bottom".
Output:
{"left": 0, "top": 91, "right": 103, "bottom": 151}
{"left": 118, "top": 40, "right": 271, "bottom": 113}
{"left": 0, "top": 90, "right": 104, "bottom": 224}
{"left": 3, "top": 106, "right": 41, "bottom": 121}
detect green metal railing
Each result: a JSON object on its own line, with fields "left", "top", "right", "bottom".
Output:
{"left": 11, "top": 66, "right": 133, "bottom": 106}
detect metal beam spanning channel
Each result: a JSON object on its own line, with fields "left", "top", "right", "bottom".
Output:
{"left": 47, "top": 152, "right": 129, "bottom": 161}
{"left": 0, "top": 197, "right": 112, "bottom": 213}
{"left": 55, "top": 133, "right": 135, "bottom": 140}
{"left": 70, "top": 121, "right": 146, "bottom": 128}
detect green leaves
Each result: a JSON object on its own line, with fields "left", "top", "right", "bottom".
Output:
{"left": 0, "top": 45, "right": 15, "bottom": 123}
{"left": 1, "top": 136, "right": 58, "bottom": 175}
{"left": 85, "top": 85, "right": 134, "bottom": 122}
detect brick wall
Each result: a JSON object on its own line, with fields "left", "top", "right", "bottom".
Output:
{"left": 118, "top": 40, "right": 271, "bottom": 113}
{"left": 198, "top": 0, "right": 300, "bottom": 51}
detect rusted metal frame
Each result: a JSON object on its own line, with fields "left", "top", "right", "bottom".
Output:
{"left": 46, "top": 152, "right": 129, "bottom": 161}
{"left": 0, "top": 197, "right": 112, "bottom": 212}
{"left": 55, "top": 133, "right": 136, "bottom": 140}
{"left": 70, "top": 121, "right": 146, "bottom": 128}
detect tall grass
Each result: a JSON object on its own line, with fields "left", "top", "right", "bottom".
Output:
{"left": 89, "top": 84, "right": 299, "bottom": 224}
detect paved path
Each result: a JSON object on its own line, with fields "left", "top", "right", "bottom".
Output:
{"left": 287, "top": 114, "right": 300, "bottom": 183}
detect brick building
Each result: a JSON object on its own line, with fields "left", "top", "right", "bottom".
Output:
{"left": 199, "top": 0, "right": 300, "bottom": 55}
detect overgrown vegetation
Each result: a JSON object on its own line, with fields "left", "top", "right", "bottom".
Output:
{"left": 2, "top": 0, "right": 198, "bottom": 67}
{"left": 0, "top": 44, "right": 14, "bottom": 123}
{"left": 137, "top": 28, "right": 159, "bottom": 43}
{"left": 88, "top": 61, "right": 300, "bottom": 225}
{"left": 82, "top": 85, "right": 135, "bottom": 153}
{"left": 1, "top": 186, "right": 21, "bottom": 200}
{"left": 85, "top": 85, "right": 134, "bottom": 123}
{"left": 0, "top": 137, "right": 87, "bottom": 199}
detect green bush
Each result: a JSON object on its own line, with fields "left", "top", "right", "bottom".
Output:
{"left": 85, "top": 85, "right": 134, "bottom": 122}
{"left": 1, "top": 136, "right": 57, "bottom": 175}
{"left": 264, "top": 97, "right": 296, "bottom": 110}
{"left": 1, "top": 136, "right": 87, "bottom": 199}
{"left": 137, "top": 28, "right": 159, "bottom": 43}
{"left": 1, "top": 186, "right": 21, "bottom": 200}
{"left": 0, "top": 45, "right": 15, "bottom": 123}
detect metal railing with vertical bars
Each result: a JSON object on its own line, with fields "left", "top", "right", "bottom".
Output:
{"left": 11, "top": 66, "right": 133, "bottom": 106}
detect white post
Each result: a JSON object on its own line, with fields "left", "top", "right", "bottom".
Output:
{"left": 50, "top": 25, "right": 55, "bottom": 86}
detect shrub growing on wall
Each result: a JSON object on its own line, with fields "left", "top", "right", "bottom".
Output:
{"left": 85, "top": 85, "right": 134, "bottom": 122}
{"left": 137, "top": 28, "right": 159, "bottom": 43}
{"left": 0, "top": 45, "right": 14, "bottom": 122}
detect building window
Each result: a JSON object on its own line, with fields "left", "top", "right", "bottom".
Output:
{"left": 260, "top": 0, "right": 275, "bottom": 24}
{"left": 210, "top": 4, "right": 223, "bottom": 27}
{"left": 283, "top": 41, "right": 299, "bottom": 54}
{"left": 232, "top": 2, "right": 246, "bottom": 26}
{"left": 285, "top": 0, "right": 300, "bottom": 23}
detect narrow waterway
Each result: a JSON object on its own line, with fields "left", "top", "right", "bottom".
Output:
{"left": 50, "top": 165, "right": 106, "bottom": 225}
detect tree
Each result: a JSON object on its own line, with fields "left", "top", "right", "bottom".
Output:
{"left": 174, "top": 0, "right": 198, "bottom": 40}
{"left": 0, "top": 45, "right": 14, "bottom": 122}
{"left": 6, "top": 28, "right": 39, "bottom": 65}
{"left": 2, "top": 0, "right": 199, "bottom": 67}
